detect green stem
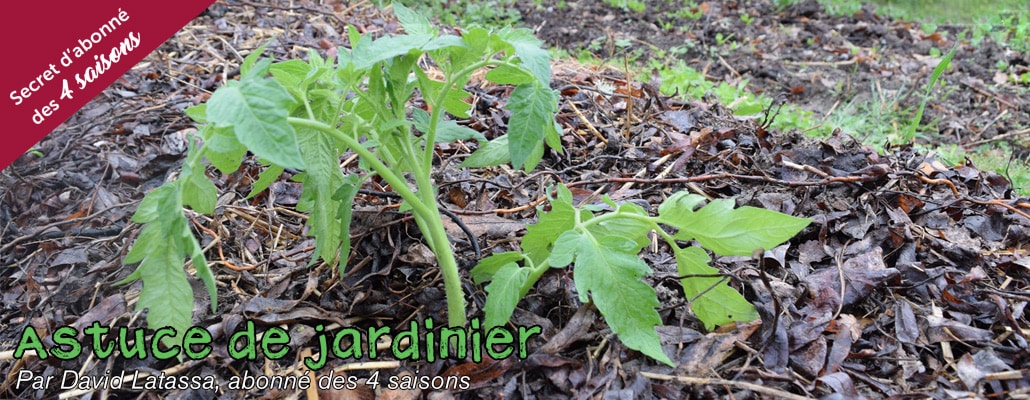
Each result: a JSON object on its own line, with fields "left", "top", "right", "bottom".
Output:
{"left": 421, "top": 58, "right": 516, "bottom": 168}
{"left": 579, "top": 210, "right": 680, "bottom": 248}
{"left": 287, "top": 117, "right": 468, "bottom": 327}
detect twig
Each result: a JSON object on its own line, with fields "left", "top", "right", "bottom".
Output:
{"left": 963, "top": 124, "right": 1030, "bottom": 148}
{"left": 0, "top": 201, "right": 134, "bottom": 254}
{"left": 190, "top": 216, "right": 258, "bottom": 271}
{"left": 960, "top": 80, "right": 1019, "bottom": 110}
{"left": 641, "top": 371, "right": 811, "bottom": 400}
{"left": 568, "top": 100, "right": 607, "bottom": 144}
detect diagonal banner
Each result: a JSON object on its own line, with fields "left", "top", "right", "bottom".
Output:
{"left": 1, "top": 1, "right": 215, "bottom": 171}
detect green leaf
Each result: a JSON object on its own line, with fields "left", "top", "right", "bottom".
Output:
{"left": 392, "top": 2, "right": 433, "bottom": 36}
{"left": 521, "top": 185, "right": 576, "bottom": 266}
{"left": 589, "top": 201, "right": 652, "bottom": 251}
{"left": 352, "top": 34, "right": 434, "bottom": 70}
{"left": 546, "top": 230, "right": 580, "bottom": 267}
{"left": 412, "top": 72, "right": 473, "bottom": 119}
{"left": 485, "top": 65, "right": 536, "bottom": 85}
{"left": 499, "top": 28, "right": 552, "bottom": 84}
{"left": 206, "top": 74, "right": 305, "bottom": 169}
{"left": 248, "top": 164, "right": 285, "bottom": 199}
{"left": 185, "top": 104, "right": 207, "bottom": 123}
{"left": 657, "top": 191, "right": 705, "bottom": 218}
{"left": 131, "top": 184, "right": 176, "bottom": 224}
{"left": 906, "top": 43, "right": 957, "bottom": 141}
{"left": 240, "top": 41, "right": 271, "bottom": 77}
{"left": 294, "top": 127, "right": 347, "bottom": 265}
{"left": 181, "top": 164, "right": 217, "bottom": 215}
{"left": 203, "top": 126, "right": 247, "bottom": 174}
{"left": 411, "top": 108, "right": 486, "bottom": 143}
{"left": 333, "top": 174, "right": 363, "bottom": 271}
{"left": 569, "top": 233, "right": 673, "bottom": 366}
{"left": 136, "top": 223, "right": 194, "bottom": 348}
{"left": 124, "top": 223, "right": 162, "bottom": 265}
{"left": 422, "top": 35, "right": 465, "bottom": 52}
{"left": 523, "top": 141, "right": 546, "bottom": 172}
{"left": 460, "top": 135, "right": 511, "bottom": 168}
{"left": 674, "top": 246, "right": 759, "bottom": 330}
{"left": 269, "top": 59, "right": 313, "bottom": 92}
{"left": 435, "top": 121, "right": 486, "bottom": 143}
{"left": 471, "top": 252, "right": 525, "bottom": 283}
{"left": 183, "top": 222, "right": 217, "bottom": 314}
{"left": 506, "top": 82, "right": 558, "bottom": 170}
{"left": 662, "top": 197, "right": 810, "bottom": 256}
{"left": 482, "top": 262, "right": 530, "bottom": 328}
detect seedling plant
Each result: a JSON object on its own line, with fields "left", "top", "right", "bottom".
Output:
{"left": 120, "top": 3, "right": 810, "bottom": 365}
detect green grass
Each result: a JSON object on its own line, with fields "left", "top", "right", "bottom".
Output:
{"left": 772, "top": 0, "right": 1030, "bottom": 194}
{"left": 939, "top": 144, "right": 1030, "bottom": 196}
{"left": 799, "top": 0, "right": 1030, "bottom": 53}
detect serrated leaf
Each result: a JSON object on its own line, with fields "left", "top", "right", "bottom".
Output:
{"left": 570, "top": 233, "right": 673, "bottom": 366}
{"left": 471, "top": 252, "right": 525, "bottom": 283}
{"left": 422, "top": 35, "right": 465, "bottom": 52}
{"left": 543, "top": 120, "right": 563, "bottom": 153}
{"left": 460, "top": 135, "right": 510, "bottom": 168}
{"left": 412, "top": 72, "right": 472, "bottom": 119}
{"left": 136, "top": 236, "right": 194, "bottom": 348}
{"left": 668, "top": 199, "right": 810, "bottom": 256}
{"left": 499, "top": 28, "right": 552, "bottom": 84}
{"left": 657, "top": 191, "right": 706, "bottom": 218}
{"left": 485, "top": 65, "right": 536, "bottom": 85}
{"left": 482, "top": 262, "right": 530, "bottom": 328}
{"left": 269, "top": 59, "right": 313, "bottom": 92}
{"left": 411, "top": 108, "right": 485, "bottom": 143}
{"left": 333, "top": 174, "right": 363, "bottom": 272}
{"left": 521, "top": 185, "right": 576, "bottom": 266}
{"left": 125, "top": 223, "right": 162, "bottom": 265}
{"left": 206, "top": 75, "right": 304, "bottom": 169}
{"left": 674, "top": 246, "right": 759, "bottom": 330}
{"left": 183, "top": 223, "right": 217, "bottom": 314}
{"left": 392, "top": 2, "right": 433, "bottom": 36}
{"left": 203, "top": 126, "right": 247, "bottom": 174}
{"left": 546, "top": 230, "right": 580, "bottom": 267}
{"left": 523, "top": 140, "right": 545, "bottom": 172}
{"left": 181, "top": 166, "right": 217, "bottom": 214}
{"left": 506, "top": 82, "right": 558, "bottom": 170}
{"left": 131, "top": 184, "right": 176, "bottom": 224}
{"left": 352, "top": 33, "right": 434, "bottom": 70}
{"left": 435, "top": 122, "right": 486, "bottom": 143}
{"left": 249, "top": 164, "right": 285, "bottom": 199}
{"left": 294, "top": 128, "right": 347, "bottom": 265}
{"left": 240, "top": 41, "right": 271, "bottom": 77}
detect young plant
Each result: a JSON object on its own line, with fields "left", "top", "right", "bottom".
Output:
{"left": 903, "top": 43, "right": 957, "bottom": 143}
{"left": 472, "top": 186, "right": 809, "bottom": 365}
{"left": 119, "top": 2, "right": 810, "bottom": 367}
{"left": 119, "top": 2, "right": 561, "bottom": 342}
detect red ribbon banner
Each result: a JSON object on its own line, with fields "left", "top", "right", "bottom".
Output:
{"left": 1, "top": 1, "right": 215, "bottom": 170}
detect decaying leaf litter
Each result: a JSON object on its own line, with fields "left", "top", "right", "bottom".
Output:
{"left": 1, "top": 0, "right": 1028, "bottom": 398}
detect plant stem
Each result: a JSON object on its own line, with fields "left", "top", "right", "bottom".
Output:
{"left": 287, "top": 117, "right": 468, "bottom": 327}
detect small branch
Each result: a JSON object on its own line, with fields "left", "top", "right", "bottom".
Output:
{"left": 641, "top": 371, "right": 811, "bottom": 400}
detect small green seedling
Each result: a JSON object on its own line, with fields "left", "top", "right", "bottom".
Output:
{"left": 119, "top": 3, "right": 810, "bottom": 365}
{"left": 119, "top": 2, "right": 560, "bottom": 343}
{"left": 904, "top": 43, "right": 957, "bottom": 143}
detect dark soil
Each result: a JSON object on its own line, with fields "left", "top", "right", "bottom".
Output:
{"left": 2, "top": 1, "right": 1028, "bottom": 399}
